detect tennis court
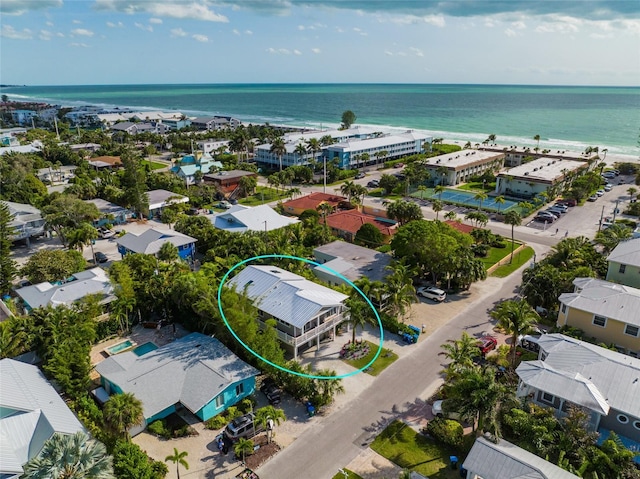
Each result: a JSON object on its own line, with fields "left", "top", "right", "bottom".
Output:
{"left": 430, "top": 189, "right": 518, "bottom": 212}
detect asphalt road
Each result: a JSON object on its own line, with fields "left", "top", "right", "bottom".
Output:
{"left": 257, "top": 262, "right": 525, "bottom": 479}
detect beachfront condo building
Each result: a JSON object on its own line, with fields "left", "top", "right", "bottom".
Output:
{"left": 480, "top": 144, "right": 600, "bottom": 167}
{"left": 421, "top": 149, "right": 505, "bottom": 186}
{"left": 495, "top": 157, "right": 588, "bottom": 200}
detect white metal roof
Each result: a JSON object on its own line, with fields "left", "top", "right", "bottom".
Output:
{"left": 116, "top": 228, "right": 196, "bottom": 255}
{"left": 462, "top": 436, "right": 580, "bottom": 479}
{"left": 95, "top": 333, "right": 258, "bottom": 419}
{"left": 607, "top": 237, "right": 640, "bottom": 269}
{"left": 0, "top": 359, "right": 85, "bottom": 477}
{"left": 328, "top": 131, "right": 430, "bottom": 152}
{"left": 523, "top": 334, "right": 640, "bottom": 419}
{"left": 422, "top": 148, "right": 503, "bottom": 170}
{"left": 559, "top": 277, "right": 640, "bottom": 326}
{"left": 146, "top": 189, "right": 189, "bottom": 210}
{"left": 212, "top": 204, "right": 299, "bottom": 233}
{"left": 500, "top": 157, "right": 587, "bottom": 182}
{"left": 229, "top": 265, "right": 348, "bottom": 329}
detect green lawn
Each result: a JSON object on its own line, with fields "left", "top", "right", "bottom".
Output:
{"left": 141, "top": 159, "right": 167, "bottom": 170}
{"left": 239, "top": 186, "right": 289, "bottom": 206}
{"left": 371, "top": 421, "right": 460, "bottom": 479}
{"left": 457, "top": 182, "right": 495, "bottom": 192}
{"left": 341, "top": 340, "right": 398, "bottom": 376}
{"left": 331, "top": 469, "right": 363, "bottom": 479}
{"left": 480, "top": 242, "right": 521, "bottom": 269}
{"left": 491, "top": 246, "right": 535, "bottom": 277}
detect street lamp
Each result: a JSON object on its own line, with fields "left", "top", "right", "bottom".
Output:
{"left": 263, "top": 220, "right": 268, "bottom": 233}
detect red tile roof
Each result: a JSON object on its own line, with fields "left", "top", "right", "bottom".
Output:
{"left": 283, "top": 192, "right": 346, "bottom": 212}
{"left": 444, "top": 220, "right": 476, "bottom": 234}
{"left": 326, "top": 210, "right": 397, "bottom": 236}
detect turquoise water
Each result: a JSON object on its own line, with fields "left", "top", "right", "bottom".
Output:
{"left": 133, "top": 342, "right": 158, "bottom": 356}
{"left": 432, "top": 189, "right": 518, "bottom": 212}
{"left": 107, "top": 340, "right": 134, "bottom": 354}
{"left": 2, "top": 83, "right": 638, "bottom": 156}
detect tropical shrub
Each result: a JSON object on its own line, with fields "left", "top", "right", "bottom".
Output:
{"left": 425, "top": 417, "right": 463, "bottom": 449}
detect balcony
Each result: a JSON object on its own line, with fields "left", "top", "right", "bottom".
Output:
{"left": 272, "top": 314, "right": 343, "bottom": 347}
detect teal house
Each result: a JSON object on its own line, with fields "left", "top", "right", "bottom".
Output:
{"left": 95, "top": 333, "right": 258, "bottom": 435}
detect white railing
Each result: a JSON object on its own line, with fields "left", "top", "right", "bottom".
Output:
{"left": 274, "top": 315, "right": 343, "bottom": 346}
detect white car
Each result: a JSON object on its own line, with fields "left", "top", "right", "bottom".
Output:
{"left": 596, "top": 189, "right": 605, "bottom": 197}
{"left": 417, "top": 286, "right": 446, "bottom": 302}
{"left": 432, "top": 400, "right": 462, "bottom": 420}
{"left": 604, "top": 184, "right": 613, "bottom": 192}
{"left": 98, "top": 227, "right": 115, "bottom": 239}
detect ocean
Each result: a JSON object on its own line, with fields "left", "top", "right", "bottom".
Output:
{"left": 2, "top": 83, "right": 639, "bottom": 156}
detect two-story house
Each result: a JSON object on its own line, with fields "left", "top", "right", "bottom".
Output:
{"left": 516, "top": 334, "right": 640, "bottom": 454}
{"left": 557, "top": 277, "right": 640, "bottom": 355}
{"left": 116, "top": 228, "right": 197, "bottom": 262}
{"left": 229, "top": 265, "right": 348, "bottom": 358}
{"left": 607, "top": 237, "right": 640, "bottom": 289}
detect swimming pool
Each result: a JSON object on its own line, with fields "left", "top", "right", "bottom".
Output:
{"left": 430, "top": 189, "right": 518, "bottom": 211}
{"left": 105, "top": 339, "right": 137, "bottom": 356}
{"left": 133, "top": 342, "right": 158, "bottom": 356}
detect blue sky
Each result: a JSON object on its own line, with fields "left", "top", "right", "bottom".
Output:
{"left": 1, "top": 0, "right": 639, "bottom": 86}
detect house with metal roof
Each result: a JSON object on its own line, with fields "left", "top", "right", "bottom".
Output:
{"left": 0, "top": 358, "right": 85, "bottom": 478}
{"left": 170, "top": 153, "right": 222, "bottom": 186}
{"left": 516, "top": 334, "right": 640, "bottom": 448}
{"left": 116, "top": 228, "right": 196, "bottom": 261}
{"left": 146, "top": 189, "right": 189, "bottom": 219}
{"left": 85, "top": 198, "right": 131, "bottom": 226}
{"left": 313, "top": 241, "right": 392, "bottom": 286}
{"left": 607, "top": 237, "right": 640, "bottom": 289}
{"left": 95, "top": 333, "right": 258, "bottom": 435}
{"left": 211, "top": 204, "right": 299, "bottom": 233}
{"left": 14, "top": 267, "right": 115, "bottom": 312}
{"left": 229, "top": 265, "right": 348, "bottom": 358}
{"left": 557, "top": 277, "right": 640, "bottom": 355}
{"left": 462, "top": 436, "right": 580, "bottom": 479}
{"left": 2, "top": 200, "right": 45, "bottom": 243}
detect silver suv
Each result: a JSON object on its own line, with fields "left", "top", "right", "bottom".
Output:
{"left": 223, "top": 413, "right": 264, "bottom": 442}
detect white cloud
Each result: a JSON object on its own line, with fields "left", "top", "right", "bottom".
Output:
{"left": 134, "top": 22, "right": 153, "bottom": 32}
{"left": 244, "top": 29, "right": 252, "bottom": 35}
{"left": 504, "top": 28, "right": 517, "bottom": 37}
{"left": 94, "top": 0, "right": 228, "bottom": 23}
{"left": 409, "top": 47, "right": 424, "bottom": 57}
{"left": 56, "top": 32, "right": 64, "bottom": 37}
{"left": 39, "top": 29, "right": 53, "bottom": 40}
{"left": 149, "top": 17, "right": 163, "bottom": 24}
{"left": 298, "top": 25, "right": 305, "bottom": 30}
{"left": 535, "top": 14, "right": 582, "bottom": 34}
{"left": 311, "top": 48, "right": 321, "bottom": 54}
{"left": 383, "top": 14, "right": 445, "bottom": 27}
{"left": 512, "top": 20, "right": 527, "bottom": 29}
{"left": 69, "top": 42, "right": 89, "bottom": 47}
{"left": 293, "top": 49, "right": 302, "bottom": 55}
{"left": 170, "top": 27, "right": 187, "bottom": 37}
{"left": 384, "top": 50, "right": 393, "bottom": 56}
{"left": 192, "top": 33, "right": 208, "bottom": 42}
{"left": 0, "top": 0, "right": 62, "bottom": 16}
{"left": 233, "top": 28, "right": 240, "bottom": 35}
{"left": 590, "top": 32, "right": 613, "bottom": 39}
{"left": 106, "top": 21, "right": 124, "bottom": 28}
{"left": 266, "top": 47, "right": 292, "bottom": 55}
{"left": 484, "top": 18, "right": 496, "bottom": 28}
{"left": 353, "top": 27, "right": 362, "bottom": 32}
{"left": 71, "top": 28, "right": 94, "bottom": 37}
{"left": 72, "top": 19, "right": 82, "bottom": 24}
{"left": 335, "top": 27, "right": 344, "bottom": 33}
{"left": 1, "top": 25, "right": 33, "bottom": 39}
{"left": 46, "top": 21, "right": 54, "bottom": 26}
{"left": 397, "top": 51, "right": 407, "bottom": 56}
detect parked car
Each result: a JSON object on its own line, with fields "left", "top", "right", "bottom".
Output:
{"left": 355, "top": 172, "right": 366, "bottom": 179}
{"left": 477, "top": 336, "right": 498, "bottom": 355}
{"left": 259, "top": 378, "right": 282, "bottom": 406}
{"left": 94, "top": 252, "right": 108, "bottom": 263}
{"left": 393, "top": 163, "right": 405, "bottom": 169}
{"left": 604, "top": 184, "right": 613, "bottom": 192}
{"left": 216, "top": 201, "right": 232, "bottom": 209}
{"left": 552, "top": 203, "right": 569, "bottom": 213}
{"left": 587, "top": 194, "right": 598, "bottom": 202}
{"left": 98, "top": 227, "right": 115, "bottom": 239}
{"left": 596, "top": 189, "right": 605, "bottom": 197}
{"left": 546, "top": 207, "right": 565, "bottom": 216}
{"left": 534, "top": 215, "right": 554, "bottom": 223}
{"left": 187, "top": 207, "right": 199, "bottom": 216}
{"left": 602, "top": 172, "right": 616, "bottom": 179}
{"left": 558, "top": 198, "right": 577, "bottom": 207}
{"left": 367, "top": 180, "right": 380, "bottom": 188}
{"left": 431, "top": 400, "right": 462, "bottom": 421}
{"left": 416, "top": 286, "right": 446, "bottom": 302}
{"left": 538, "top": 211, "right": 558, "bottom": 220}
{"left": 223, "top": 413, "right": 265, "bottom": 442}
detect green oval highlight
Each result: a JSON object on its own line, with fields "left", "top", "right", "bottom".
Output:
{"left": 217, "top": 254, "right": 384, "bottom": 380}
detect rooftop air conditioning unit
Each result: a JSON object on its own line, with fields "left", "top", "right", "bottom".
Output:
{"left": 533, "top": 168, "right": 538, "bottom": 171}
{"left": 524, "top": 172, "right": 529, "bottom": 176}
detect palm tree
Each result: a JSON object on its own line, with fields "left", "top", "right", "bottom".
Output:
{"left": 165, "top": 448, "right": 189, "bottom": 479}
{"left": 294, "top": 142, "right": 308, "bottom": 164}
{"left": 317, "top": 202, "right": 333, "bottom": 227}
{"left": 464, "top": 141, "right": 472, "bottom": 149}
{"left": 270, "top": 137, "right": 286, "bottom": 171}
{"left": 490, "top": 299, "right": 539, "bottom": 366}
{"left": 473, "top": 191, "right": 488, "bottom": 211}
{"left": 444, "top": 210, "right": 457, "bottom": 221}
{"left": 628, "top": 187, "right": 637, "bottom": 202}
{"left": 234, "top": 438, "right": 254, "bottom": 465}
{"left": 383, "top": 262, "right": 417, "bottom": 320}
{"left": 534, "top": 134, "right": 541, "bottom": 151}
{"left": 103, "top": 392, "right": 144, "bottom": 440}
{"left": 340, "top": 180, "right": 356, "bottom": 202}
{"left": 157, "top": 242, "right": 179, "bottom": 262}
{"left": 417, "top": 185, "right": 427, "bottom": 200}
{"left": 432, "top": 199, "right": 443, "bottom": 220}
{"left": 314, "top": 368, "right": 345, "bottom": 406}
{"left": 67, "top": 222, "right": 99, "bottom": 263}
{"left": 595, "top": 224, "right": 633, "bottom": 255}
{"left": 504, "top": 210, "right": 522, "bottom": 264}
{"left": 288, "top": 187, "right": 302, "bottom": 199}
{"left": 255, "top": 406, "right": 286, "bottom": 443}
{"left": 495, "top": 195, "right": 505, "bottom": 213}
{"left": 439, "top": 332, "right": 478, "bottom": 378}
{"left": 488, "top": 134, "right": 496, "bottom": 145}
{"left": 345, "top": 297, "right": 375, "bottom": 344}
{"left": 434, "top": 184, "right": 445, "bottom": 201}
{"left": 21, "top": 432, "right": 114, "bottom": 479}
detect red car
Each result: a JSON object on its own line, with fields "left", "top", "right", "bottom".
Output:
{"left": 477, "top": 336, "right": 498, "bottom": 355}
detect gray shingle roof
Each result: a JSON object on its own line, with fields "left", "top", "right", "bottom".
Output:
{"left": 15, "top": 267, "right": 114, "bottom": 310}
{"left": 313, "top": 241, "right": 392, "bottom": 283}
{"left": 116, "top": 228, "right": 196, "bottom": 255}
{"left": 558, "top": 277, "right": 640, "bottom": 326}
{"left": 521, "top": 334, "right": 640, "bottom": 419}
{"left": 229, "top": 265, "right": 348, "bottom": 329}
{"left": 462, "top": 436, "right": 580, "bottom": 479}
{"left": 94, "top": 333, "right": 258, "bottom": 419}
{"left": 0, "top": 359, "right": 85, "bottom": 477}
{"left": 607, "top": 237, "right": 640, "bottom": 268}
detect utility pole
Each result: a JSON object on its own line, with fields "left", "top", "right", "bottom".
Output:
{"left": 598, "top": 205, "right": 605, "bottom": 231}
{"left": 54, "top": 116, "right": 60, "bottom": 141}
{"left": 323, "top": 155, "right": 327, "bottom": 194}
{"left": 612, "top": 199, "right": 620, "bottom": 223}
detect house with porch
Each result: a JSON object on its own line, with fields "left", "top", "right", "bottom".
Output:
{"left": 557, "top": 277, "right": 640, "bottom": 356}
{"left": 203, "top": 169, "right": 257, "bottom": 199}
{"left": 606, "top": 238, "right": 640, "bottom": 289}
{"left": 1, "top": 358, "right": 86, "bottom": 478}
{"left": 95, "top": 333, "right": 258, "bottom": 436}
{"left": 229, "top": 265, "right": 348, "bottom": 358}
{"left": 515, "top": 334, "right": 640, "bottom": 452}
{"left": 211, "top": 204, "right": 299, "bottom": 233}
{"left": 116, "top": 228, "right": 196, "bottom": 261}
{"left": 85, "top": 198, "right": 131, "bottom": 226}
{"left": 171, "top": 153, "right": 222, "bottom": 186}
{"left": 462, "top": 436, "right": 580, "bottom": 479}
{"left": 146, "top": 189, "right": 189, "bottom": 219}
{"left": 3, "top": 201, "right": 45, "bottom": 244}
